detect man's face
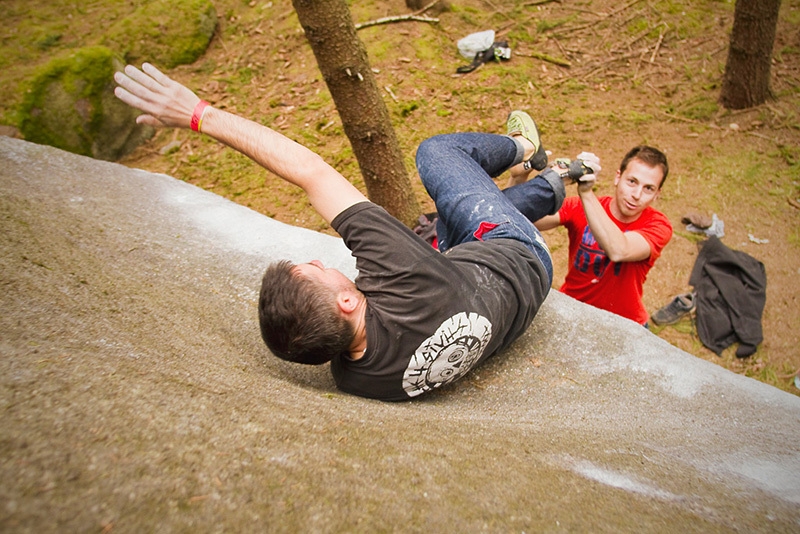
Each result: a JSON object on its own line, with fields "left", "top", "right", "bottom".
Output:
{"left": 293, "top": 260, "right": 356, "bottom": 294}
{"left": 612, "top": 159, "right": 664, "bottom": 223}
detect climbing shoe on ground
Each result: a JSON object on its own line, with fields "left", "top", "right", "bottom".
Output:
{"left": 650, "top": 292, "right": 696, "bottom": 326}
{"left": 506, "top": 110, "right": 548, "bottom": 171}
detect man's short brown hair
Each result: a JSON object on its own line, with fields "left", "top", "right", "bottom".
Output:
{"left": 619, "top": 145, "right": 669, "bottom": 188}
{"left": 258, "top": 260, "right": 353, "bottom": 365}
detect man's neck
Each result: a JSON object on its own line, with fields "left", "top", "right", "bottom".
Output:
{"left": 348, "top": 297, "right": 368, "bottom": 360}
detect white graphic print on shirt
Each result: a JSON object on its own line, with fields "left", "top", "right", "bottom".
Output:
{"left": 402, "top": 312, "right": 492, "bottom": 397}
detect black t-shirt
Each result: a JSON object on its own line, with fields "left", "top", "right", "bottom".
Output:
{"left": 330, "top": 202, "right": 549, "bottom": 401}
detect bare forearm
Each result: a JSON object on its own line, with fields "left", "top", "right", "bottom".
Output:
{"left": 534, "top": 213, "right": 561, "bottom": 231}
{"left": 114, "top": 63, "right": 367, "bottom": 225}
{"left": 202, "top": 107, "right": 317, "bottom": 182}
{"left": 199, "top": 108, "right": 366, "bottom": 223}
{"left": 579, "top": 190, "right": 650, "bottom": 262}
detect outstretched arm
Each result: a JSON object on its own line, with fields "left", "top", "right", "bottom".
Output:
{"left": 114, "top": 63, "right": 368, "bottom": 225}
{"left": 534, "top": 213, "right": 561, "bottom": 231}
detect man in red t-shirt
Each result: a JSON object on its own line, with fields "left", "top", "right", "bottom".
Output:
{"left": 532, "top": 146, "right": 672, "bottom": 325}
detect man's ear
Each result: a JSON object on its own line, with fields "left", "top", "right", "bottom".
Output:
{"left": 336, "top": 290, "right": 359, "bottom": 314}
{"left": 613, "top": 169, "right": 621, "bottom": 186}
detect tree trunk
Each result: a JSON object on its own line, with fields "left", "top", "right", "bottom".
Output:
{"left": 719, "top": 0, "right": 781, "bottom": 109}
{"left": 292, "top": 0, "right": 420, "bottom": 227}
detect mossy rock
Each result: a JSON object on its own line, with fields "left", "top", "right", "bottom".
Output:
{"left": 18, "top": 46, "right": 154, "bottom": 161}
{"left": 102, "top": 0, "right": 217, "bottom": 69}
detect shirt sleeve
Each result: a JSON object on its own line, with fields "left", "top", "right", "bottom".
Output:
{"left": 331, "top": 201, "right": 441, "bottom": 283}
{"left": 632, "top": 209, "right": 673, "bottom": 264}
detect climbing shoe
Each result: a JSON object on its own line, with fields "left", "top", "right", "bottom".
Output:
{"left": 506, "top": 110, "right": 548, "bottom": 171}
{"left": 650, "top": 292, "right": 696, "bottom": 326}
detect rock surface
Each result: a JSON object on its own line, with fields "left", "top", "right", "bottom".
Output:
{"left": 1, "top": 137, "right": 799, "bottom": 532}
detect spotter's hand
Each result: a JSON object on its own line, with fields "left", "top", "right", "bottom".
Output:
{"left": 575, "top": 151, "right": 600, "bottom": 192}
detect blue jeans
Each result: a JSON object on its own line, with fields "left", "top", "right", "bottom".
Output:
{"left": 415, "top": 133, "right": 565, "bottom": 284}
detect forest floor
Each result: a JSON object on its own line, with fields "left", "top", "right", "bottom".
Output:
{"left": 2, "top": 0, "right": 799, "bottom": 394}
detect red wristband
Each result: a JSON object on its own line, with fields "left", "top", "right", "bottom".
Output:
{"left": 190, "top": 100, "right": 210, "bottom": 132}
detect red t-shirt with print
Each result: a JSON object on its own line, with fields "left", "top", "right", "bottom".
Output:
{"left": 558, "top": 196, "right": 672, "bottom": 324}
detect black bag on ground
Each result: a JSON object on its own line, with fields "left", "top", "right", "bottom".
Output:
{"left": 456, "top": 41, "right": 511, "bottom": 73}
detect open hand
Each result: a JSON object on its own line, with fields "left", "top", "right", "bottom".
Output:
{"left": 114, "top": 63, "right": 201, "bottom": 129}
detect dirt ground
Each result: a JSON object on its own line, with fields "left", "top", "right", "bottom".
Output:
{"left": 3, "top": 0, "right": 799, "bottom": 393}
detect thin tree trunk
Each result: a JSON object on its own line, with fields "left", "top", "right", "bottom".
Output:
{"left": 292, "top": 0, "right": 420, "bottom": 227}
{"left": 720, "top": 0, "right": 782, "bottom": 109}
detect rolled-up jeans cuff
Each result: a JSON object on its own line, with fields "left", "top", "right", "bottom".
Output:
{"left": 538, "top": 168, "right": 566, "bottom": 215}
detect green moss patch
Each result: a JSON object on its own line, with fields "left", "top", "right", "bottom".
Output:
{"left": 19, "top": 46, "right": 120, "bottom": 156}
{"left": 102, "top": 0, "right": 217, "bottom": 68}
{"left": 18, "top": 46, "right": 152, "bottom": 160}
